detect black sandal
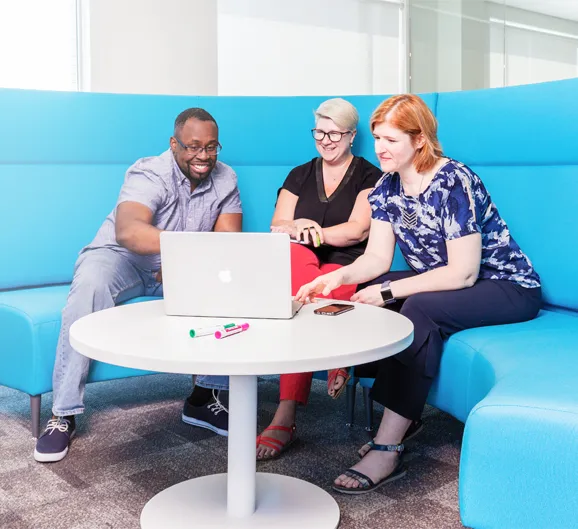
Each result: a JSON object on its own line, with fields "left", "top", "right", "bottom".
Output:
{"left": 358, "top": 420, "right": 423, "bottom": 459}
{"left": 333, "top": 442, "right": 406, "bottom": 495}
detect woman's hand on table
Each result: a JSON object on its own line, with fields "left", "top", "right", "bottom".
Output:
{"left": 295, "top": 269, "right": 344, "bottom": 303}
{"left": 350, "top": 284, "right": 383, "bottom": 307}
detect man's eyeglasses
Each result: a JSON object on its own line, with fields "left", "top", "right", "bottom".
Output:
{"left": 311, "top": 129, "right": 352, "bottom": 143}
{"left": 174, "top": 136, "right": 222, "bottom": 156}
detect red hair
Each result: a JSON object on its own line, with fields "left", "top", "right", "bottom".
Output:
{"left": 370, "top": 94, "right": 443, "bottom": 173}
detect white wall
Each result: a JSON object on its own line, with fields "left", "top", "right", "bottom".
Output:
{"left": 83, "top": 0, "right": 402, "bottom": 97}
{"left": 86, "top": 0, "right": 218, "bottom": 95}
{"left": 217, "top": 0, "right": 401, "bottom": 96}
{"left": 0, "top": 0, "right": 78, "bottom": 91}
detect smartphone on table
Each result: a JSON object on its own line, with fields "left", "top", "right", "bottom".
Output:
{"left": 313, "top": 303, "right": 355, "bottom": 316}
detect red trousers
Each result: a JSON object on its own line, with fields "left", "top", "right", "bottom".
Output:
{"left": 280, "top": 243, "right": 357, "bottom": 405}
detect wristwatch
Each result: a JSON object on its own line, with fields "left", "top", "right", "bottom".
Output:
{"left": 380, "top": 280, "right": 396, "bottom": 305}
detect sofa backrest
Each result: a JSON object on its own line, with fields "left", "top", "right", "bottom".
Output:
{"left": 437, "top": 79, "right": 578, "bottom": 311}
{"left": 0, "top": 89, "right": 193, "bottom": 290}
{"left": 0, "top": 90, "right": 431, "bottom": 290}
{"left": 1, "top": 81, "right": 576, "bottom": 311}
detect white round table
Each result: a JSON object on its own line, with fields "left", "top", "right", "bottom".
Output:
{"left": 70, "top": 299, "right": 413, "bottom": 529}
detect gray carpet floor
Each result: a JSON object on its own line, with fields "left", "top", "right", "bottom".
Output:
{"left": 0, "top": 375, "right": 466, "bottom": 529}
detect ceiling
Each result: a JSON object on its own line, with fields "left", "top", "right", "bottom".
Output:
{"left": 503, "top": 0, "right": 578, "bottom": 22}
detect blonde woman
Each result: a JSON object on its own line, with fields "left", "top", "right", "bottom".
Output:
{"left": 256, "top": 98, "right": 382, "bottom": 460}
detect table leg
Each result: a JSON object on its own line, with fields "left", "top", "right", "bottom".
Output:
{"left": 227, "top": 374, "right": 257, "bottom": 518}
{"left": 141, "top": 374, "right": 340, "bottom": 529}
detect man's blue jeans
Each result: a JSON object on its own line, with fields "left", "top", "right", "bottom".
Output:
{"left": 52, "top": 248, "right": 228, "bottom": 416}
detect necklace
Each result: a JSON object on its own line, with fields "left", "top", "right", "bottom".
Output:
{"left": 323, "top": 155, "right": 353, "bottom": 182}
{"left": 401, "top": 172, "right": 426, "bottom": 229}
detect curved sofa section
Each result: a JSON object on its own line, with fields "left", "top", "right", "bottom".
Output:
{"left": 1, "top": 79, "right": 578, "bottom": 528}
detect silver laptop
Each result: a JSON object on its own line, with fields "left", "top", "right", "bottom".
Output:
{"left": 160, "top": 232, "right": 302, "bottom": 319}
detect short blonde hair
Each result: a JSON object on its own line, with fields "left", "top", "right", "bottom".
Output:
{"left": 314, "top": 98, "right": 359, "bottom": 131}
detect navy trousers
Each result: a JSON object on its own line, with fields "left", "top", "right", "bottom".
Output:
{"left": 354, "top": 271, "right": 542, "bottom": 421}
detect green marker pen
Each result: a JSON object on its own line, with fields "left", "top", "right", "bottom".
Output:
{"left": 190, "top": 323, "right": 236, "bottom": 338}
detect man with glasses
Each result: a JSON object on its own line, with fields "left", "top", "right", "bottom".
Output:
{"left": 34, "top": 108, "right": 242, "bottom": 463}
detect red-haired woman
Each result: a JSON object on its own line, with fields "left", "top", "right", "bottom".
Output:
{"left": 296, "top": 94, "right": 542, "bottom": 494}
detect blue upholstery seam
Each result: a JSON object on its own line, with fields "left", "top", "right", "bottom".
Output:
{"left": 0, "top": 161, "right": 136, "bottom": 166}
{"left": 0, "top": 282, "right": 71, "bottom": 294}
{"left": 542, "top": 304, "right": 578, "bottom": 317}
{"left": 471, "top": 402, "right": 578, "bottom": 418}
{"left": 448, "top": 335, "right": 494, "bottom": 416}
{"left": 0, "top": 304, "right": 68, "bottom": 392}
{"left": 4, "top": 161, "right": 578, "bottom": 169}
{"left": 0, "top": 303, "right": 34, "bottom": 326}
{"left": 457, "top": 162, "right": 578, "bottom": 167}
{"left": 0, "top": 303, "right": 63, "bottom": 326}
{"left": 0, "top": 302, "right": 37, "bottom": 393}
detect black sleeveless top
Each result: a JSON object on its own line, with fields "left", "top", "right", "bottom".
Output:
{"left": 280, "top": 156, "right": 382, "bottom": 266}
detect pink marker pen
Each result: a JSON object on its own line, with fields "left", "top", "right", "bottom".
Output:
{"left": 214, "top": 323, "right": 250, "bottom": 339}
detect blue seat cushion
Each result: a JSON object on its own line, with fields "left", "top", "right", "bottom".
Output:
{"left": 430, "top": 309, "right": 578, "bottom": 420}
{"left": 0, "top": 283, "right": 348, "bottom": 396}
{"left": 454, "top": 309, "right": 578, "bottom": 529}
{"left": 359, "top": 309, "right": 578, "bottom": 423}
{"left": 0, "top": 285, "right": 161, "bottom": 396}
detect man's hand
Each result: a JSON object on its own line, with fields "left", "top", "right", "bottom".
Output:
{"left": 155, "top": 268, "right": 163, "bottom": 284}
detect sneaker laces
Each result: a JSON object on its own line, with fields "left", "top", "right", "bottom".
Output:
{"left": 208, "top": 390, "right": 229, "bottom": 415}
{"left": 44, "top": 417, "right": 71, "bottom": 435}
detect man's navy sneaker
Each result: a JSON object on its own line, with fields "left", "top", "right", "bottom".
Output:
{"left": 34, "top": 416, "right": 76, "bottom": 463}
{"left": 182, "top": 390, "right": 228, "bottom": 436}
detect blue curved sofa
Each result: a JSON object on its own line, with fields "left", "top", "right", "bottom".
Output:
{"left": 1, "top": 79, "right": 578, "bottom": 528}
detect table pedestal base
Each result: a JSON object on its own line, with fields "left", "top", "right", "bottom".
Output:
{"left": 141, "top": 472, "right": 340, "bottom": 529}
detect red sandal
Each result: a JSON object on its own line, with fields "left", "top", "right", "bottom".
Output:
{"left": 327, "top": 368, "right": 351, "bottom": 400}
{"left": 256, "top": 425, "right": 297, "bottom": 461}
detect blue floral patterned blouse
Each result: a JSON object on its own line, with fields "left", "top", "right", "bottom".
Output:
{"left": 368, "top": 159, "right": 540, "bottom": 288}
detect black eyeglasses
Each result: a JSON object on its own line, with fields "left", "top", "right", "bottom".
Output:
{"left": 311, "top": 129, "right": 352, "bottom": 143}
{"left": 174, "top": 136, "right": 222, "bottom": 156}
